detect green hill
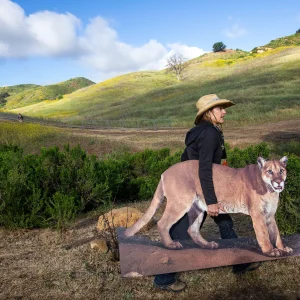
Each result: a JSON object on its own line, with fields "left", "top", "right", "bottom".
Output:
{"left": 251, "top": 33, "right": 300, "bottom": 53}
{"left": 0, "top": 84, "right": 41, "bottom": 105}
{"left": 262, "top": 33, "right": 300, "bottom": 49}
{"left": 0, "top": 84, "right": 41, "bottom": 94}
{"left": 5, "top": 34, "right": 300, "bottom": 128}
{"left": 4, "top": 77, "right": 95, "bottom": 109}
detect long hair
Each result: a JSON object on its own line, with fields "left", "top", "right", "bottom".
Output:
{"left": 200, "top": 109, "right": 223, "bottom": 131}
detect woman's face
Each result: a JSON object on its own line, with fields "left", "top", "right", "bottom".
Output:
{"left": 209, "top": 106, "right": 227, "bottom": 124}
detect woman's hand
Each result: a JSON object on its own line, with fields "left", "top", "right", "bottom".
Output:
{"left": 207, "top": 204, "right": 224, "bottom": 217}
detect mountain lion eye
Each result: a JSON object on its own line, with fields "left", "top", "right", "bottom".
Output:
{"left": 280, "top": 169, "right": 284, "bottom": 174}
{"left": 267, "top": 170, "right": 273, "bottom": 175}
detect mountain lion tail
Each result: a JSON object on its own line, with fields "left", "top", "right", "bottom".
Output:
{"left": 124, "top": 178, "right": 164, "bottom": 237}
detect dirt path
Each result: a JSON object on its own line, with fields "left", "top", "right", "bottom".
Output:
{"left": 68, "top": 119, "right": 300, "bottom": 151}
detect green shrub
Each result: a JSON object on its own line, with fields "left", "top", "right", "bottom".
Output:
{"left": 227, "top": 142, "right": 270, "bottom": 168}
{"left": 276, "top": 154, "right": 300, "bottom": 234}
{"left": 0, "top": 142, "right": 299, "bottom": 234}
{"left": 46, "top": 192, "right": 79, "bottom": 231}
{"left": 0, "top": 147, "right": 45, "bottom": 228}
{"left": 129, "top": 148, "right": 181, "bottom": 199}
{"left": 271, "top": 141, "right": 300, "bottom": 157}
{"left": 0, "top": 143, "right": 182, "bottom": 228}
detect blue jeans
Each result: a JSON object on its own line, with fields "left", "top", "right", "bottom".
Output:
{"left": 154, "top": 213, "right": 237, "bottom": 286}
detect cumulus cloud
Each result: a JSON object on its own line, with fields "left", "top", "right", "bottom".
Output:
{"left": 0, "top": 0, "right": 82, "bottom": 57}
{"left": 224, "top": 24, "right": 247, "bottom": 39}
{"left": 0, "top": 0, "right": 206, "bottom": 78}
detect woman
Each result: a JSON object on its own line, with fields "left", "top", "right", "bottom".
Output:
{"left": 153, "top": 94, "right": 260, "bottom": 293}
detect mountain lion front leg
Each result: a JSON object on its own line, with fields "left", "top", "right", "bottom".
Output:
{"left": 251, "top": 211, "right": 283, "bottom": 257}
{"left": 187, "top": 201, "right": 218, "bottom": 249}
{"left": 267, "top": 215, "right": 293, "bottom": 255}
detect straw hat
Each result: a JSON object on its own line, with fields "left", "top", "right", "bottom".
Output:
{"left": 194, "top": 94, "right": 235, "bottom": 125}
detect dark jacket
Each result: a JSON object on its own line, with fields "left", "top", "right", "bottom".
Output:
{"left": 181, "top": 120, "right": 226, "bottom": 205}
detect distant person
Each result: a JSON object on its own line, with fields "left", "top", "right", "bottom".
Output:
{"left": 18, "top": 113, "right": 23, "bottom": 122}
{"left": 153, "top": 94, "right": 261, "bottom": 293}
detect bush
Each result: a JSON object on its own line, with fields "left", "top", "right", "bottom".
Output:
{"left": 271, "top": 141, "right": 300, "bottom": 157}
{"left": 213, "top": 42, "right": 226, "bottom": 52}
{"left": 296, "top": 29, "right": 300, "bottom": 34}
{"left": 0, "top": 144, "right": 181, "bottom": 228}
{"left": 47, "top": 192, "right": 79, "bottom": 231}
{"left": 227, "top": 142, "right": 270, "bottom": 168}
{"left": 0, "top": 142, "right": 299, "bottom": 234}
{"left": 276, "top": 154, "right": 300, "bottom": 234}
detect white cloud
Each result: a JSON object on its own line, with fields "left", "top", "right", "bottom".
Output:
{"left": 26, "top": 11, "right": 82, "bottom": 56}
{"left": 0, "top": 0, "right": 206, "bottom": 78}
{"left": 224, "top": 24, "right": 247, "bottom": 39}
{"left": 0, "top": 0, "right": 82, "bottom": 57}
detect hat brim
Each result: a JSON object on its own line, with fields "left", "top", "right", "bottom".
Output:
{"left": 194, "top": 99, "right": 235, "bottom": 125}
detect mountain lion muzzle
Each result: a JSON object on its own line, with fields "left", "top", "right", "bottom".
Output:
{"left": 124, "top": 156, "right": 293, "bottom": 257}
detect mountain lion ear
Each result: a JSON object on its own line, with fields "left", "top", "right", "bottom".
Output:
{"left": 257, "top": 157, "right": 266, "bottom": 170}
{"left": 280, "top": 156, "right": 288, "bottom": 166}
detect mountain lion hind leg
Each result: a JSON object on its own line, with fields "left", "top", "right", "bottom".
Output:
{"left": 157, "top": 199, "right": 191, "bottom": 249}
{"left": 187, "top": 198, "right": 218, "bottom": 249}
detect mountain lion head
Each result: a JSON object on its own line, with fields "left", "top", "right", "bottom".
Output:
{"left": 258, "top": 156, "right": 288, "bottom": 193}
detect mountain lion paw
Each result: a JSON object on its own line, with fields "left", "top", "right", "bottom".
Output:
{"left": 282, "top": 246, "right": 293, "bottom": 255}
{"left": 166, "top": 241, "right": 183, "bottom": 249}
{"left": 266, "top": 248, "right": 283, "bottom": 257}
{"left": 203, "top": 241, "right": 219, "bottom": 249}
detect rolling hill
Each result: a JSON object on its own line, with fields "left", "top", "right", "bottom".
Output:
{"left": 0, "top": 84, "right": 41, "bottom": 94}
{"left": 3, "top": 77, "right": 95, "bottom": 109}
{"left": 3, "top": 34, "right": 300, "bottom": 128}
{"left": 253, "top": 32, "right": 300, "bottom": 51}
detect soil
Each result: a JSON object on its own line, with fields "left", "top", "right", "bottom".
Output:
{"left": 68, "top": 119, "right": 300, "bottom": 151}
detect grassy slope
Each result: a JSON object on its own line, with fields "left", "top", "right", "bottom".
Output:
{"left": 4, "top": 77, "right": 95, "bottom": 109}
{"left": 0, "top": 84, "right": 40, "bottom": 94}
{"left": 7, "top": 45, "right": 300, "bottom": 128}
{"left": 255, "top": 33, "right": 300, "bottom": 50}
{"left": 10, "top": 72, "right": 178, "bottom": 122}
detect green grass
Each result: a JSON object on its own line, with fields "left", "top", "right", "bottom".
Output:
{"left": 261, "top": 33, "right": 300, "bottom": 49}
{"left": 0, "top": 84, "right": 40, "bottom": 94}
{"left": 3, "top": 42, "right": 300, "bottom": 128}
{"left": 0, "top": 120, "right": 133, "bottom": 156}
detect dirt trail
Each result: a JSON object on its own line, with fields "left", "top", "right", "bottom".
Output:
{"left": 69, "top": 119, "right": 300, "bottom": 150}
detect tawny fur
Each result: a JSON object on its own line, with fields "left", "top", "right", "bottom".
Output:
{"left": 124, "top": 157, "right": 293, "bottom": 257}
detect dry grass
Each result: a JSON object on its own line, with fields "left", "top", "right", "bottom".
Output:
{"left": 1, "top": 200, "right": 299, "bottom": 300}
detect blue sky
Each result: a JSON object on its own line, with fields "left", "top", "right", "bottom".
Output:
{"left": 1, "top": 0, "right": 300, "bottom": 86}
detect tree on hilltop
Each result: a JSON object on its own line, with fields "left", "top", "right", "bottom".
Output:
{"left": 212, "top": 42, "right": 226, "bottom": 52}
{"left": 296, "top": 29, "right": 300, "bottom": 34}
{"left": 165, "top": 53, "right": 187, "bottom": 81}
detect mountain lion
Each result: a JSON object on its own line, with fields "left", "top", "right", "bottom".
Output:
{"left": 124, "top": 157, "right": 293, "bottom": 257}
